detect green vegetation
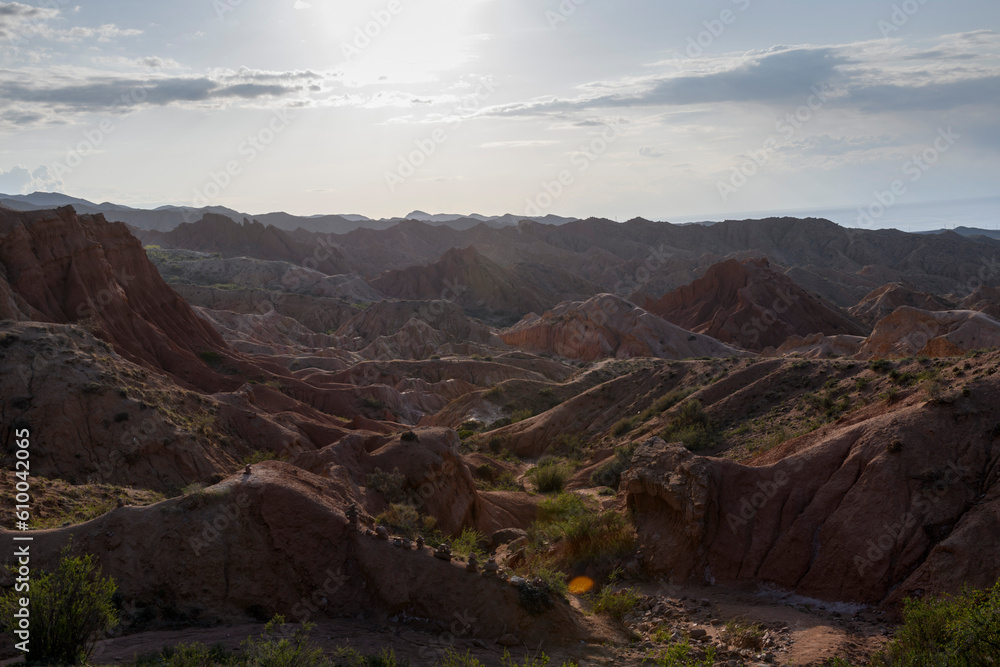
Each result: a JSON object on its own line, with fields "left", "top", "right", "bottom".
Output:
{"left": 610, "top": 416, "right": 639, "bottom": 437}
{"left": 527, "top": 459, "right": 570, "bottom": 494}
{"left": 366, "top": 467, "right": 407, "bottom": 504}
{"left": 527, "top": 493, "right": 635, "bottom": 570}
{"left": 645, "top": 641, "right": 717, "bottom": 667}
{"left": 0, "top": 548, "right": 117, "bottom": 665}
{"left": 374, "top": 503, "right": 439, "bottom": 542}
{"left": 590, "top": 586, "right": 641, "bottom": 620}
{"left": 589, "top": 443, "right": 635, "bottom": 490}
{"left": 869, "top": 580, "right": 1000, "bottom": 667}
{"left": 640, "top": 388, "right": 695, "bottom": 421}
{"left": 241, "top": 450, "right": 286, "bottom": 466}
{"left": 720, "top": 620, "right": 765, "bottom": 651}
{"left": 661, "top": 400, "right": 718, "bottom": 451}
{"left": 198, "top": 350, "right": 224, "bottom": 368}
{"left": 451, "top": 528, "right": 487, "bottom": 560}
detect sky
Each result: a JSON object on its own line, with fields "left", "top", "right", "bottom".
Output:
{"left": 0, "top": 0, "right": 998, "bottom": 225}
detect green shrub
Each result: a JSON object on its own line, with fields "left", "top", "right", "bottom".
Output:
{"left": 130, "top": 642, "right": 232, "bottom": 666}
{"left": 870, "top": 580, "right": 1000, "bottom": 667}
{"left": 375, "top": 503, "right": 437, "bottom": 540}
{"left": 528, "top": 461, "right": 568, "bottom": 494}
{"left": 242, "top": 450, "right": 285, "bottom": 466}
{"left": 452, "top": 528, "right": 487, "bottom": 560}
{"left": 560, "top": 511, "right": 635, "bottom": 565}
{"left": 646, "top": 640, "right": 717, "bottom": 667}
{"left": 869, "top": 358, "right": 894, "bottom": 374}
{"left": 400, "top": 430, "right": 419, "bottom": 442}
{"left": 610, "top": 416, "right": 639, "bottom": 437}
{"left": 591, "top": 586, "right": 641, "bottom": 620}
{"left": 721, "top": 620, "right": 765, "bottom": 650}
{"left": 438, "top": 648, "right": 486, "bottom": 667}
{"left": 590, "top": 444, "right": 635, "bottom": 490}
{"left": 661, "top": 400, "right": 718, "bottom": 451}
{"left": 0, "top": 548, "right": 117, "bottom": 665}
{"left": 332, "top": 645, "right": 406, "bottom": 666}
{"left": 198, "top": 350, "right": 224, "bottom": 368}
{"left": 366, "top": 467, "right": 407, "bottom": 503}
{"left": 241, "top": 616, "right": 329, "bottom": 666}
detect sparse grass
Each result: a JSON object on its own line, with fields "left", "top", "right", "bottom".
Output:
{"left": 476, "top": 470, "right": 523, "bottom": 492}
{"left": 721, "top": 620, "right": 766, "bottom": 650}
{"left": 590, "top": 586, "right": 642, "bottom": 620}
{"left": 241, "top": 450, "right": 286, "bottom": 466}
{"left": 645, "top": 641, "right": 717, "bottom": 667}
{"left": 640, "top": 388, "right": 695, "bottom": 421}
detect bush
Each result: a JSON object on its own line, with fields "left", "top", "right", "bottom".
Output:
{"left": 589, "top": 444, "right": 635, "bottom": 490}
{"left": 870, "top": 581, "right": 1000, "bottom": 667}
{"left": 438, "top": 648, "right": 486, "bottom": 667}
{"left": 366, "top": 467, "right": 407, "bottom": 503}
{"left": 241, "top": 615, "right": 329, "bottom": 666}
{"left": 0, "top": 548, "right": 117, "bottom": 665}
{"left": 661, "top": 400, "right": 718, "bottom": 451}
{"left": 591, "top": 586, "right": 642, "bottom": 620}
{"left": 646, "top": 641, "right": 717, "bottom": 667}
{"left": 610, "top": 416, "right": 639, "bottom": 437}
{"left": 869, "top": 358, "right": 894, "bottom": 374}
{"left": 198, "top": 350, "right": 224, "bottom": 367}
{"left": 452, "top": 528, "right": 487, "bottom": 560}
{"left": 375, "top": 503, "right": 436, "bottom": 540}
{"left": 400, "top": 430, "right": 419, "bottom": 442}
{"left": 721, "top": 620, "right": 765, "bottom": 650}
{"left": 528, "top": 461, "right": 568, "bottom": 494}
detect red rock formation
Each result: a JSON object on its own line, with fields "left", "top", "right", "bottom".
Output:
{"left": 646, "top": 258, "right": 867, "bottom": 351}
{"left": 858, "top": 306, "right": 1000, "bottom": 359}
{"left": 850, "top": 282, "right": 954, "bottom": 326}
{"left": 624, "top": 375, "right": 1000, "bottom": 607}
{"left": 501, "top": 293, "right": 746, "bottom": 362}
{"left": 371, "top": 247, "right": 551, "bottom": 324}
{"left": 139, "top": 214, "right": 351, "bottom": 275}
{"left": 6, "top": 462, "right": 590, "bottom": 646}
{"left": 0, "top": 207, "right": 238, "bottom": 390}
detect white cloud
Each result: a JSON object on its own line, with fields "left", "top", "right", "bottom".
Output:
{"left": 0, "top": 165, "right": 62, "bottom": 195}
{"left": 293, "top": 0, "right": 312, "bottom": 9}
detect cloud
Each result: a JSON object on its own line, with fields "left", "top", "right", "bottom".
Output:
{"left": 477, "top": 36, "right": 1000, "bottom": 121}
{"left": 0, "top": 2, "right": 140, "bottom": 44}
{"left": 639, "top": 146, "right": 664, "bottom": 158}
{"left": 293, "top": 0, "right": 312, "bottom": 8}
{"left": 0, "top": 165, "right": 62, "bottom": 195}
{"left": 0, "top": 68, "right": 328, "bottom": 116}
{"left": 480, "top": 140, "right": 559, "bottom": 148}
{"left": 480, "top": 47, "right": 849, "bottom": 117}
{"left": 0, "top": 1, "right": 58, "bottom": 39}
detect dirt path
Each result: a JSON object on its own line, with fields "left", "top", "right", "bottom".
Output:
{"left": 0, "top": 582, "right": 889, "bottom": 667}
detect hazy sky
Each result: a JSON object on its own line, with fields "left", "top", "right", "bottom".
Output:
{"left": 0, "top": 0, "right": 998, "bottom": 221}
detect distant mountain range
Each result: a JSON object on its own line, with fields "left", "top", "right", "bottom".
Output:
{"left": 0, "top": 191, "right": 577, "bottom": 233}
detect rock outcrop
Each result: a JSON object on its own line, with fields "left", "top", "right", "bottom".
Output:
{"left": 858, "top": 307, "right": 1000, "bottom": 359}
{"left": 624, "top": 379, "right": 1000, "bottom": 608}
{"left": 849, "top": 282, "right": 954, "bottom": 326}
{"left": 646, "top": 258, "right": 867, "bottom": 351}
{"left": 501, "top": 293, "right": 747, "bottom": 361}
{"left": 0, "top": 207, "right": 238, "bottom": 390}
{"left": 140, "top": 214, "right": 351, "bottom": 275}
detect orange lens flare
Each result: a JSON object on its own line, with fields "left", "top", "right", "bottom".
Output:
{"left": 568, "top": 576, "right": 594, "bottom": 594}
